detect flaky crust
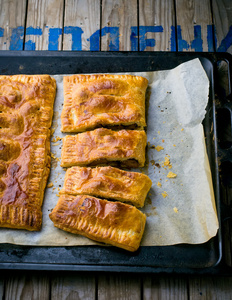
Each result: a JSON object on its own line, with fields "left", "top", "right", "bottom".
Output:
{"left": 49, "top": 194, "right": 146, "bottom": 252}
{"left": 61, "top": 74, "right": 148, "bottom": 132}
{"left": 61, "top": 128, "right": 147, "bottom": 168}
{"left": 60, "top": 166, "right": 152, "bottom": 207}
{"left": 0, "top": 75, "right": 56, "bottom": 231}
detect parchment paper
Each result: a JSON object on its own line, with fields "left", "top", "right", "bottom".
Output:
{"left": 0, "top": 58, "right": 219, "bottom": 246}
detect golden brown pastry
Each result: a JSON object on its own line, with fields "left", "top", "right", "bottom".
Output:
{"left": 0, "top": 75, "right": 56, "bottom": 231}
{"left": 49, "top": 194, "right": 146, "bottom": 252}
{"left": 61, "top": 128, "right": 147, "bottom": 168}
{"left": 60, "top": 166, "right": 152, "bottom": 207}
{"left": 61, "top": 74, "right": 148, "bottom": 132}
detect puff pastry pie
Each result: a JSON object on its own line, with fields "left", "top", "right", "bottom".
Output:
{"left": 0, "top": 75, "right": 56, "bottom": 231}
{"left": 60, "top": 166, "right": 152, "bottom": 207}
{"left": 61, "top": 74, "right": 148, "bottom": 132}
{"left": 49, "top": 194, "right": 146, "bottom": 252}
{"left": 61, "top": 128, "right": 147, "bottom": 168}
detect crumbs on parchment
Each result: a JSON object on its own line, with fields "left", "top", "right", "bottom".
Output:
{"left": 167, "top": 172, "right": 177, "bottom": 178}
{"left": 162, "top": 191, "right": 168, "bottom": 198}
{"left": 157, "top": 182, "right": 162, "bottom": 188}
{"left": 155, "top": 145, "right": 164, "bottom": 152}
{"left": 173, "top": 207, "right": 179, "bottom": 213}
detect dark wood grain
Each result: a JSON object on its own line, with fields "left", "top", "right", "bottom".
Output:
{"left": 4, "top": 272, "right": 50, "bottom": 300}
{"left": 143, "top": 275, "right": 188, "bottom": 300}
{"left": 51, "top": 273, "right": 96, "bottom": 300}
{"left": 98, "top": 273, "right": 141, "bottom": 300}
{"left": 0, "top": 274, "right": 4, "bottom": 300}
{"left": 189, "top": 276, "right": 232, "bottom": 299}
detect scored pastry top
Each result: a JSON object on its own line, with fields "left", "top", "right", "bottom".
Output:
{"left": 60, "top": 166, "right": 152, "bottom": 207}
{"left": 0, "top": 75, "right": 56, "bottom": 231}
{"left": 61, "top": 128, "right": 147, "bottom": 168}
{"left": 61, "top": 74, "right": 148, "bottom": 132}
{"left": 49, "top": 194, "right": 146, "bottom": 252}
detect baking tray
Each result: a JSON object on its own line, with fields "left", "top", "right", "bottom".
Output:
{"left": 0, "top": 51, "right": 231, "bottom": 274}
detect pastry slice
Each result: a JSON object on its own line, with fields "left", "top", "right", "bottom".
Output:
{"left": 49, "top": 194, "right": 146, "bottom": 252}
{"left": 61, "top": 74, "right": 148, "bottom": 132}
{"left": 61, "top": 128, "right": 147, "bottom": 168}
{"left": 0, "top": 75, "right": 56, "bottom": 231}
{"left": 60, "top": 166, "right": 152, "bottom": 207}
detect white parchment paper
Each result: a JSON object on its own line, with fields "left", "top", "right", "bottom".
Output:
{"left": 0, "top": 58, "right": 219, "bottom": 246}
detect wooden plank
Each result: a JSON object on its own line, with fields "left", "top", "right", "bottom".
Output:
{"left": 143, "top": 275, "right": 188, "bottom": 300}
{"left": 51, "top": 273, "right": 96, "bottom": 300}
{"left": 0, "top": 274, "right": 4, "bottom": 300}
{"left": 223, "top": 219, "right": 232, "bottom": 266}
{"left": 98, "top": 274, "right": 141, "bottom": 300}
{"left": 139, "top": 0, "right": 176, "bottom": 51}
{"left": 101, "top": 0, "right": 137, "bottom": 51}
{"left": 189, "top": 276, "right": 232, "bottom": 299}
{"left": 0, "top": 0, "right": 27, "bottom": 50}
{"left": 212, "top": 0, "right": 232, "bottom": 54}
{"left": 25, "top": 0, "right": 64, "bottom": 50}
{"left": 175, "top": 0, "right": 212, "bottom": 51}
{"left": 4, "top": 272, "right": 50, "bottom": 300}
{"left": 63, "top": 0, "right": 100, "bottom": 51}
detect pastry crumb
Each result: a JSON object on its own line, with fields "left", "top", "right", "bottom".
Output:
{"left": 173, "top": 144, "right": 176, "bottom": 147}
{"left": 157, "top": 131, "right": 160, "bottom": 134}
{"left": 173, "top": 207, "right": 179, "bottom": 213}
{"left": 162, "top": 191, "right": 168, "bottom": 198}
{"left": 51, "top": 152, "right": 56, "bottom": 159}
{"left": 163, "top": 157, "right": 172, "bottom": 169}
{"left": 181, "top": 128, "right": 184, "bottom": 131}
{"left": 157, "top": 181, "right": 162, "bottom": 188}
{"left": 167, "top": 172, "right": 177, "bottom": 178}
{"left": 52, "top": 136, "right": 62, "bottom": 143}
{"left": 163, "top": 157, "right": 170, "bottom": 166}
{"left": 155, "top": 145, "right": 164, "bottom": 152}
{"left": 47, "top": 182, "right": 53, "bottom": 188}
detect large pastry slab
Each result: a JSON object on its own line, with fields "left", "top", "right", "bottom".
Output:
{"left": 61, "top": 128, "right": 147, "bottom": 168}
{"left": 49, "top": 194, "right": 146, "bottom": 252}
{"left": 61, "top": 74, "right": 148, "bottom": 132}
{"left": 0, "top": 75, "right": 56, "bottom": 231}
{"left": 60, "top": 166, "right": 152, "bottom": 207}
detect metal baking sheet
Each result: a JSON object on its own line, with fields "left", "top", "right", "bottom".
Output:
{"left": 0, "top": 51, "right": 230, "bottom": 274}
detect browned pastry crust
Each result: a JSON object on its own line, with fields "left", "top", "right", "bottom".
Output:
{"left": 61, "top": 128, "right": 147, "bottom": 168}
{"left": 60, "top": 166, "right": 152, "bottom": 207}
{"left": 0, "top": 75, "right": 56, "bottom": 231}
{"left": 49, "top": 194, "right": 146, "bottom": 252}
{"left": 61, "top": 74, "right": 148, "bottom": 132}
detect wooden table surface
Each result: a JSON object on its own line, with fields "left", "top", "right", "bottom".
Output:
{"left": 0, "top": 0, "right": 232, "bottom": 299}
